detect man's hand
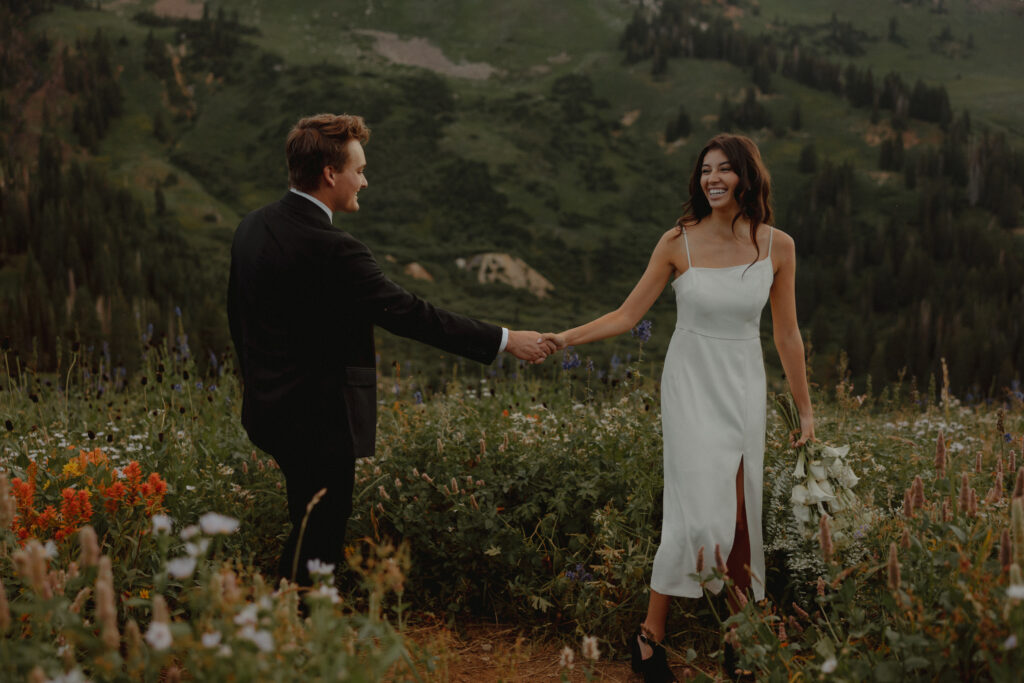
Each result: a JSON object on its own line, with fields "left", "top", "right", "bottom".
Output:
{"left": 540, "top": 332, "right": 568, "bottom": 351}
{"left": 506, "top": 330, "right": 555, "bottom": 364}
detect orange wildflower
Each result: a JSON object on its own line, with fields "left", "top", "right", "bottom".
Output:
{"left": 34, "top": 505, "right": 58, "bottom": 536}
{"left": 140, "top": 473, "right": 168, "bottom": 513}
{"left": 103, "top": 481, "right": 127, "bottom": 514}
{"left": 56, "top": 488, "right": 93, "bottom": 541}
{"left": 122, "top": 461, "right": 144, "bottom": 503}
{"left": 10, "top": 477, "right": 37, "bottom": 536}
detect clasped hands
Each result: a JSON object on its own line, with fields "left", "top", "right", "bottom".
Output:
{"left": 504, "top": 330, "right": 569, "bottom": 364}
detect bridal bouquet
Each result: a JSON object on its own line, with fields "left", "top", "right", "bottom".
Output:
{"left": 775, "top": 394, "right": 865, "bottom": 539}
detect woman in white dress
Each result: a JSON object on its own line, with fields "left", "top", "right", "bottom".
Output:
{"left": 543, "top": 134, "right": 814, "bottom": 681}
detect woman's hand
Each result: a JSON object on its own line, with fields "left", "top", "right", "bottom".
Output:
{"left": 540, "top": 332, "right": 568, "bottom": 351}
{"left": 791, "top": 413, "right": 815, "bottom": 448}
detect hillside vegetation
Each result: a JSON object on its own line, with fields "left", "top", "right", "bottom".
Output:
{"left": 1, "top": 0, "right": 1023, "bottom": 396}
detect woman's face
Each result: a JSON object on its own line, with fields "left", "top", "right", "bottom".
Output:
{"left": 700, "top": 147, "right": 739, "bottom": 212}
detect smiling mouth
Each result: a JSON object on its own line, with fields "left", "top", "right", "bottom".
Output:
{"left": 708, "top": 188, "right": 727, "bottom": 197}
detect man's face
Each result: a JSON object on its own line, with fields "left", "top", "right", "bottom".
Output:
{"left": 328, "top": 140, "right": 368, "bottom": 213}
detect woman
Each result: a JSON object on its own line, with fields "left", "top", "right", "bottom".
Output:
{"left": 543, "top": 134, "right": 814, "bottom": 681}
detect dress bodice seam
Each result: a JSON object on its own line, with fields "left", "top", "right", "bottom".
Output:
{"left": 671, "top": 256, "right": 773, "bottom": 288}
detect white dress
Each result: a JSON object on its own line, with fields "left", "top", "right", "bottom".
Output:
{"left": 650, "top": 226, "right": 774, "bottom": 601}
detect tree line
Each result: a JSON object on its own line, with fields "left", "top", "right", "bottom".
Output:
{"left": 621, "top": 0, "right": 1024, "bottom": 395}
{"left": 0, "top": 22, "right": 228, "bottom": 372}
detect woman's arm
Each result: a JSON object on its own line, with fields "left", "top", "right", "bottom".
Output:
{"left": 548, "top": 229, "right": 680, "bottom": 348}
{"left": 768, "top": 230, "right": 815, "bottom": 445}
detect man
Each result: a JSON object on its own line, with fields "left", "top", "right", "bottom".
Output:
{"left": 227, "top": 113, "right": 551, "bottom": 586}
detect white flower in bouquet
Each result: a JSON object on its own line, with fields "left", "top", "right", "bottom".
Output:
{"left": 776, "top": 394, "right": 865, "bottom": 541}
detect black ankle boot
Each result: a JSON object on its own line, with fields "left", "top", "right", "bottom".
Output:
{"left": 629, "top": 629, "right": 677, "bottom": 683}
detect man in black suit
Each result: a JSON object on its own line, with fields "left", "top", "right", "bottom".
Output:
{"left": 228, "top": 113, "right": 551, "bottom": 587}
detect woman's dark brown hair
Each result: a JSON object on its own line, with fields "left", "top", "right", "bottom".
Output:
{"left": 676, "top": 134, "right": 773, "bottom": 266}
{"left": 285, "top": 113, "right": 371, "bottom": 192}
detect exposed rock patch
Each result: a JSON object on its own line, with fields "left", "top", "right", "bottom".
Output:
{"left": 151, "top": 0, "right": 203, "bottom": 20}
{"left": 456, "top": 253, "right": 554, "bottom": 299}
{"left": 403, "top": 262, "right": 434, "bottom": 282}
{"left": 355, "top": 30, "right": 497, "bottom": 80}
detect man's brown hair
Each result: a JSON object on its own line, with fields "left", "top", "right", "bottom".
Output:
{"left": 285, "top": 114, "right": 371, "bottom": 192}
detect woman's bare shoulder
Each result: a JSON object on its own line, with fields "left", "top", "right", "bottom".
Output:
{"left": 660, "top": 225, "right": 684, "bottom": 242}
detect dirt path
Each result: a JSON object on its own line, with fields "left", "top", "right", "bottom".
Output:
{"left": 405, "top": 620, "right": 715, "bottom": 682}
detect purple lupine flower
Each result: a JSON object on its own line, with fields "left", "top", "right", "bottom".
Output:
{"left": 631, "top": 319, "right": 653, "bottom": 343}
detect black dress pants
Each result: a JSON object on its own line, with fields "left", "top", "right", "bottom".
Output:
{"left": 270, "top": 441, "right": 356, "bottom": 587}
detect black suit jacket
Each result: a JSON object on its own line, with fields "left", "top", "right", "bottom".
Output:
{"left": 227, "top": 192, "right": 502, "bottom": 459}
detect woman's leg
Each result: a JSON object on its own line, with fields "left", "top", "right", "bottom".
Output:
{"left": 726, "top": 459, "right": 751, "bottom": 608}
{"left": 642, "top": 589, "right": 672, "bottom": 643}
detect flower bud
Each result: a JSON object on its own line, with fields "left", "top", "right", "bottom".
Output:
{"left": 900, "top": 527, "right": 911, "bottom": 550}
{"left": 968, "top": 488, "right": 978, "bottom": 518}
{"left": 0, "top": 576, "right": 10, "bottom": 634}
{"left": 975, "top": 451, "right": 983, "bottom": 474}
{"left": 714, "top": 544, "right": 727, "bottom": 574}
{"left": 903, "top": 488, "right": 914, "bottom": 518}
{"left": 14, "top": 541, "right": 52, "bottom": 599}
{"left": 1014, "top": 467, "right": 1024, "bottom": 500}
{"left": 96, "top": 557, "right": 119, "bottom": 649}
{"left": 79, "top": 526, "right": 100, "bottom": 568}
{"left": 1013, "top": 498, "right": 1024, "bottom": 567}
{"left": 1000, "top": 528, "right": 1012, "bottom": 572}
{"left": 0, "top": 470, "right": 15, "bottom": 531}
{"left": 935, "top": 431, "right": 946, "bottom": 478}
{"left": 152, "top": 593, "right": 170, "bottom": 624}
{"left": 819, "top": 515, "right": 834, "bottom": 564}
{"left": 695, "top": 546, "right": 705, "bottom": 574}
{"left": 581, "top": 635, "right": 601, "bottom": 661}
{"left": 887, "top": 542, "right": 901, "bottom": 592}
{"left": 959, "top": 473, "right": 970, "bottom": 513}
{"left": 911, "top": 475, "right": 926, "bottom": 510}
{"left": 70, "top": 587, "right": 91, "bottom": 614}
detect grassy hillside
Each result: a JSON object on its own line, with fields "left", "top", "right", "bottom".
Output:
{"left": 1, "top": 0, "right": 1022, "bottom": 393}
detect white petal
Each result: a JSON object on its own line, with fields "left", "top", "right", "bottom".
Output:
{"left": 806, "top": 479, "right": 835, "bottom": 503}
{"left": 792, "top": 504, "right": 811, "bottom": 523}
{"left": 823, "top": 445, "right": 850, "bottom": 459}
{"left": 791, "top": 484, "right": 810, "bottom": 505}
{"left": 793, "top": 451, "right": 806, "bottom": 478}
{"left": 809, "top": 462, "right": 827, "bottom": 480}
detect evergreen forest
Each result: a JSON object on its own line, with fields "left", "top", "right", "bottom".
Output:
{"left": 1, "top": 0, "right": 1023, "bottom": 398}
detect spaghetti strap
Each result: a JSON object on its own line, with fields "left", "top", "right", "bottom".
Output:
{"left": 766, "top": 227, "right": 774, "bottom": 258}
{"left": 681, "top": 226, "right": 693, "bottom": 268}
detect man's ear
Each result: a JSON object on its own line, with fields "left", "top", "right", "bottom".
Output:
{"left": 321, "top": 165, "right": 336, "bottom": 187}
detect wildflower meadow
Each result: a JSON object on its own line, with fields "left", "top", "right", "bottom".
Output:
{"left": 1, "top": 335, "right": 1023, "bottom": 681}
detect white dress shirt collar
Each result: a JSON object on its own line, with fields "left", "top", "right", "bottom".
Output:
{"left": 289, "top": 188, "right": 332, "bottom": 222}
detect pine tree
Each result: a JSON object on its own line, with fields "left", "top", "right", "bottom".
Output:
{"left": 155, "top": 184, "right": 166, "bottom": 215}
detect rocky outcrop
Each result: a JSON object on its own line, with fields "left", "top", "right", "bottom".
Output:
{"left": 403, "top": 262, "right": 434, "bottom": 282}
{"left": 456, "top": 253, "right": 554, "bottom": 299}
